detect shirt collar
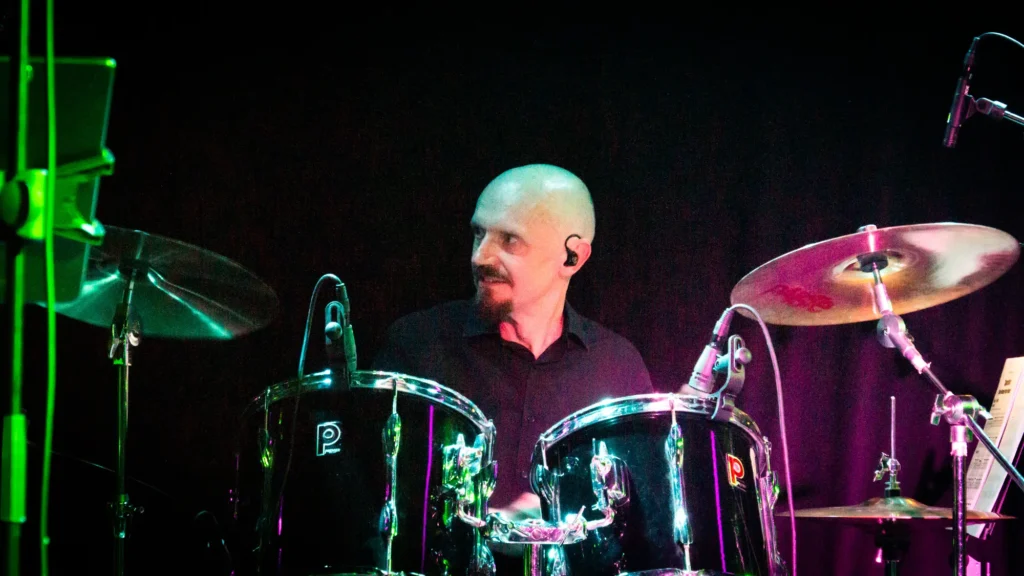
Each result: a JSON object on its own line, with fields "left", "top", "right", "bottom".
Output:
{"left": 462, "top": 300, "right": 596, "bottom": 349}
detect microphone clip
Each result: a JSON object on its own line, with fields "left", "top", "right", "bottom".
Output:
{"left": 325, "top": 300, "right": 352, "bottom": 390}
{"left": 708, "top": 335, "right": 753, "bottom": 423}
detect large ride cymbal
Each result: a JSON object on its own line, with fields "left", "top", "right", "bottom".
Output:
{"left": 52, "top": 226, "right": 279, "bottom": 339}
{"left": 776, "top": 496, "right": 1014, "bottom": 524}
{"left": 730, "top": 223, "right": 1020, "bottom": 326}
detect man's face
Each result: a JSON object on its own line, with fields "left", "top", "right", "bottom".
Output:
{"left": 469, "top": 183, "right": 565, "bottom": 323}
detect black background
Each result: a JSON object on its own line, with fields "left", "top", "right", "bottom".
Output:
{"left": 3, "top": 7, "right": 1024, "bottom": 575}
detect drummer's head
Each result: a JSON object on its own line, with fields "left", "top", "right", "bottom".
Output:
{"left": 470, "top": 164, "right": 595, "bottom": 323}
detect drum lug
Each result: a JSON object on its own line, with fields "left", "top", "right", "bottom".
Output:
{"left": 258, "top": 429, "right": 274, "bottom": 470}
{"left": 665, "top": 421, "right": 694, "bottom": 570}
{"left": 379, "top": 404, "right": 402, "bottom": 570}
{"left": 590, "top": 440, "right": 628, "bottom": 513}
{"left": 763, "top": 470, "right": 781, "bottom": 510}
{"left": 758, "top": 467, "right": 787, "bottom": 575}
{"left": 378, "top": 500, "right": 397, "bottom": 540}
{"left": 441, "top": 433, "right": 490, "bottom": 529}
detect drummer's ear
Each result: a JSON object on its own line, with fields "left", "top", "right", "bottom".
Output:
{"left": 560, "top": 237, "right": 591, "bottom": 277}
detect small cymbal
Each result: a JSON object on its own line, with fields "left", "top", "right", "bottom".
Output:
{"left": 52, "top": 227, "right": 279, "bottom": 339}
{"left": 730, "top": 223, "right": 1020, "bottom": 326}
{"left": 776, "top": 496, "right": 1014, "bottom": 524}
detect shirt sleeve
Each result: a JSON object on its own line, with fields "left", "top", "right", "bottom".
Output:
{"left": 629, "top": 346, "right": 656, "bottom": 394}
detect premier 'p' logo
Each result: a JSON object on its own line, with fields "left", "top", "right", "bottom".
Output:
{"left": 316, "top": 421, "right": 342, "bottom": 456}
{"left": 726, "top": 453, "right": 745, "bottom": 488}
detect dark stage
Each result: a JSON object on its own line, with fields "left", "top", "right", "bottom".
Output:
{"left": 2, "top": 7, "right": 1024, "bottom": 576}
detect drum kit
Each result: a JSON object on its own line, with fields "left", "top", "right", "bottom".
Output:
{"left": 6, "top": 220, "right": 1023, "bottom": 576}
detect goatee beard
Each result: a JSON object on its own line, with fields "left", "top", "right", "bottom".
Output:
{"left": 474, "top": 290, "right": 513, "bottom": 325}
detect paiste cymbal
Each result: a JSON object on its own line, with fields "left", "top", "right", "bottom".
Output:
{"left": 776, "top": 496, "right": 1014, "bottom": 524}
{"left": 52, "top": 226, "right": 279, "bottom": 339}
{"left": 730, "top": 223, "right": 1020, "bottom": 326}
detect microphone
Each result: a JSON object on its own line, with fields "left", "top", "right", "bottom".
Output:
{"left": 325, "top": 281, "right": 357, "bottom": 378}
{"left": 686, "top": 307, "right": 735, "bottom": 394}
{"left": 943, "top": 36, "right": 980, "bottom": 148}
{"left": 339, "top": 283, "right": 358, "bottom": 376}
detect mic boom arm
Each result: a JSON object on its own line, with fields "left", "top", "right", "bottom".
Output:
{"left": 970, "top": 97, "right": 1024, "bottom": 129}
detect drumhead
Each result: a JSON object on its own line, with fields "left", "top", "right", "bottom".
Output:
{"left": 245, "top": 369, "right": 493, "bottom": 434}
{"left": 536, "top": 392, "right": 764, "bottom": 449}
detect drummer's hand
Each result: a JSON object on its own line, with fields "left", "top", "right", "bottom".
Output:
{"left": 490, "top": 491, "right": 543, "bottom": 522}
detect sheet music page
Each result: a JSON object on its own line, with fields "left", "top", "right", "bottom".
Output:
{"left": 965, "top": 357, "right": 1024, "bottom": 538}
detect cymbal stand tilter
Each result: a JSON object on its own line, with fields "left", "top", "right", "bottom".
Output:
{"left": 107, "top": 263, "right": 145, "bottom": 576}
{"left": 856, "top": 225, "right": 1024, "bottom": 576}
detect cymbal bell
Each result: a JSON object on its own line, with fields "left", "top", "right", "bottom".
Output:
{"left": 776, "top": 496, "right": 1014, "bottom": 525}
{"left": 730, "top": 223, "right": 1020, "bottom": 326}
{"left": 51, "top": 226, "right": 280, "bottom": 340}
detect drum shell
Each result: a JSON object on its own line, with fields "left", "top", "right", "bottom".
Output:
{"left": 232, "top": 370, "right": 494, "bottom": 576}
{"left": 531, "top": 394, "right": 786, "bottom": 576}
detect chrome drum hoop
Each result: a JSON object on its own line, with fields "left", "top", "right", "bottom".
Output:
{"left": 537, "top": 393, "right": 768, "bottom": 473}
{"left": 245, "top": 369, "right": 496, "bottom": 446}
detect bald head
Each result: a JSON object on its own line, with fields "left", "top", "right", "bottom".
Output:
{"left": 477, "top": 164, "right": 596, "bottom": 243}
{"left": 470, "top": 164, "right": 597, "bottom": 323}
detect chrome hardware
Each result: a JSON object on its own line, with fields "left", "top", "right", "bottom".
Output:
{"left": 468, "top": 539, "right": 496, "bottom": 576}
{"left": 442, "top": 433, "right": 489, "bottom": 528}
{"left": 525, "top": 541, "right": 568, "bottom": 576}
{"left": 487, "top": 512, "right": 589, "bottom": 546}
{"left": 665, "top": 412, "right": 693, "bottom": 570}
{"left": 873, "top": 452, "right": 901, "bottom": 492}
{"left": 873, "top": 396, "right": 903, "bottom": 497}
{"left": 380, "top": 380, "right": 402, "bottom": 572}
{"left": 930, "top": 392, "right": 990, "bottom": 429}
{"left": 710, "top": 335, "right": 752, "bottom": 422}
{"left": 590, "top": 440, "right": 628, "bottom": 515}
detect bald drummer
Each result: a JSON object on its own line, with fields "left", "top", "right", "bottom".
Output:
{"left": 372, "top": 164, "right": 653, "bottom": 561}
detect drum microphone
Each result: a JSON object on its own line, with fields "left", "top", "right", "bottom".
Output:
{"left": 325, "top": 281, "right": 357, "bottom": 377}
{"left": 943, "top": 36, "right": 980, "bottom": 148}
{"left": 686, "top": 307, "right": 735, "bottom": 394}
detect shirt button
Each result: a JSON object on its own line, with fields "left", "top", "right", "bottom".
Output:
{"left": 527, "top": 416, "right": 536, "bottom": 423}
{"left": 522, "top": 470, "right": 529, "bottom": 479}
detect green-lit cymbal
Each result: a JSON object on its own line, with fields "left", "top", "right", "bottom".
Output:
{"left": 53, "top": 226, "right": 279, "bottom": 339}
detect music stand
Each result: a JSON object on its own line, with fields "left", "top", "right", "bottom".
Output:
{"left": 0, "top": 55, "right": 115, "bottom": 576}
{"left": 0, "top": 56, "right": 116, "bottom": 303}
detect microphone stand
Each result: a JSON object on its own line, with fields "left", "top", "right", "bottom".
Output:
{"left": 856, "top": 226, "right": 1024, "bottom": 576}
{"left": 963, "top": 95, "right": 1024, "bottom": 131}
{"left": 2, "top": 2, "right": 34, "bottom": 576}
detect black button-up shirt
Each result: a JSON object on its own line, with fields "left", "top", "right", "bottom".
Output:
{"left": 371, "top": 299, "right": 654, "bottom": 509}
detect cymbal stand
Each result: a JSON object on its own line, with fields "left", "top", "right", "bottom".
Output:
{"left": 856, "top": 225, "right": 1024, "bottom": 576}
{"left": 873, "top": 396, "right": 908, "bottom": 576}
{"left": 107, "top": 264, "right": 144, "bottom": 576}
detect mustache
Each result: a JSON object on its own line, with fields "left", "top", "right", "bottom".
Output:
{"left": 473, "top": 265, "right": 511, "bottom": 284}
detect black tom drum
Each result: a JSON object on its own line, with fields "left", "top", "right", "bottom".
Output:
{"left": 530, "top": 393, "right": 787, "bottom": 576}
{"left": 233, "top": 370, "right": 496, "bottom": 576}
